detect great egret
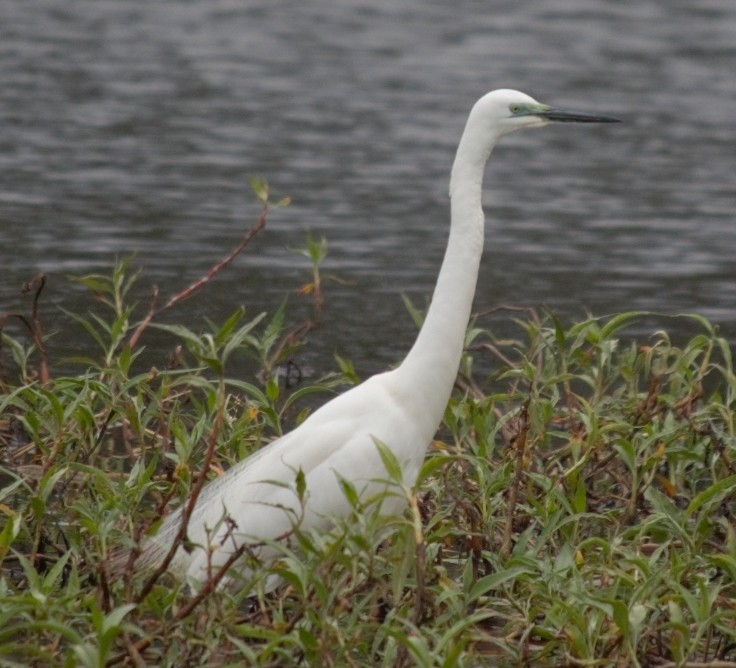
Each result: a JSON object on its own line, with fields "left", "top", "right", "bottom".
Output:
{"left": 135, "top": 89, "right": 619, "bottom": 587}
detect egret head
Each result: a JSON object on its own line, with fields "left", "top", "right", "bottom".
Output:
{"left": 473, "top": 89, "right": 620, "bottom": 138}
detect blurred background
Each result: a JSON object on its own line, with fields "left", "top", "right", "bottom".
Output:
{"left": 1, "top": 0, "right": 734, "bottom": 377}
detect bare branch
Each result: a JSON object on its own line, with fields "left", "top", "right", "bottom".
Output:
{"left": 129, "top": 206, "right": 268, "bottom": 349}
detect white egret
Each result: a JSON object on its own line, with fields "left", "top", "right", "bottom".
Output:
{"left": 135, "top": 89, "right": 619, "bottom": 587}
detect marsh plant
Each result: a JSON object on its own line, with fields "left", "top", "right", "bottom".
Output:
{"left": 0, "top": 204, "right": 734, "bottom": 666}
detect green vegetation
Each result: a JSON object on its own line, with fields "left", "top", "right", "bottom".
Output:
{"left": 1, "top": 203, "right": 734, "bottom": 666}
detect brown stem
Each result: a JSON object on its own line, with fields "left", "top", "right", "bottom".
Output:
{"left": 133, "top": 388, "right": 227, "bottom": 604}
{"left": 473, "top": 304, "right": 538, "bottom": 320}
{"left": 128, "top": 206, "right": 268, "bottom": 349}
{"left": 127, "top": 286, "right": 159, "bottom": 350}
{"left": 262, "top": 318, "right": 320, "bottom": 378}
{"left": 500, "top": 399, "right": 530, "bottom": 560}
{"left": 20, "top": 273, "right": 52, "bottom": 385}
{"left": 0, "top": 273, "right": 52, "bottom": 385}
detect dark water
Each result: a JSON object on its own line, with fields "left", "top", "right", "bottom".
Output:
{"left": 2, "top": 0, "right": 735, "bottom": 378}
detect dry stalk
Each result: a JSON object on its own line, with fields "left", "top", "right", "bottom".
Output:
{"left": 500, "top": 399, "right": 530, "bottom": 560}
{"left": 128, "top": 206, "right": 269, "bottom": 349}
{"left": 0, "top": 272, "right": 52, "bottom": 385}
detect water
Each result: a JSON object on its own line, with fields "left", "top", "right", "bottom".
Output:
{"left": 2, "top": 0, "right": 735, "bottom": 378}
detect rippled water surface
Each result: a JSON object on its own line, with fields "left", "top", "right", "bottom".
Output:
{"left": 2, "top": 0, "right": 734, "bottom": 375}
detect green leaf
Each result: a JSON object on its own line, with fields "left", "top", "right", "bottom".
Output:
{"left": 469, "top": 566, "right": 531, "bottom": 601}
{"left": 550, "top": 312, "right": 566, "bottom": 350}
{"left": 42, "top": 552, "right": 71, "bottom": 590}
{"left": 295, "top": 468, "right": 307, "bottom": 502}
{"left": 222, "top": 311, "right": 268, "bottom": 362}
{"left": 373, "top": 439, "right": 404, "bottom": 484}
{"left": 248, "top": 175, "right": 269, "bottom": 202}
{"left": 708, "top": 554, "right": 736, "bottom": 582}
{"left": 686, "top": 475, "right": 736, "bottom": 516}
{"left": 36, "top": 466, "right": 70, "bottom": 505}
{"left": 0, "top": 474, "right": 28, "bottom": 504}
{"left": 0, "top": 513, "right": 21, "bottom": 561}
{"left": 400, "top": 294, "right": 426, "bottom": 330}
{"left": 150, "top": 322, "right": 206, "bottom": 347}
{"left": 215, "top": 306, "right": 245, "bottom": 344}
{"left": 225, "top": 378, "right": 270, "bottom": 405}
{"left": 59, "top": 308, "right": 108, "bottom": 352}
{"left": 338, "top": 476, "right": 360, "bottom": 508}
{"left": 599, "top": 311, "right": 649, "bottom": 339}
{"left": 572, "top": 475, "right": 587, "bottom": 514}
{"left": 102, "top": 603, "right": 137, "bottom": 633}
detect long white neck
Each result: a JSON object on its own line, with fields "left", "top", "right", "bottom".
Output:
{"left": 392, "top": 109, "right": 500, "bottom": 435}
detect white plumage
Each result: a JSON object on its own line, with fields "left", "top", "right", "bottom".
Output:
{"left": 137, "top": 89, "right": 618, "bottom": 587}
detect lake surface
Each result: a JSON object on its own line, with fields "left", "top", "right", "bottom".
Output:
{"left": 2, "top": 0, "right": 735, "bottom": 378}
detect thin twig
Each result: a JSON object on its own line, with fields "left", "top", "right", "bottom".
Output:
{"left": 128, "top": 286, "right": 159, "bottom": 351}
{"left": 473, "top": 304, "right": 538, "bottom": 320}
{"left": 110, "top": 522, "right": 299, "bottom": 666}
{"left": 500, "top": 399, "right": 530, "bottom": 560}
{"left": 23, "top": 273, "right": 51, "bottom": 385}
{"left": 133, "top": 386, "right": 227, "bottom": 604}
{"left": 263, "top": 318, "right": 320, "bottom": 377}
{"left": 128, "top": 206, "right": 269, "bottom": 349}
{"left": 0, "top": 274, "right": 52, "bottom": 385}
{"left": 107, "top": 543, "right": 249, "bottom": 666}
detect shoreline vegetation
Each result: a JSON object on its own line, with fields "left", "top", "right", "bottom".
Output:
{"left": 1, "top": 188, "right": 735, "bottom": 666}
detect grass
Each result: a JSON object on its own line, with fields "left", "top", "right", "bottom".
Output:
{"left": 1, "top": 197, "right": 735, "bottom": 666}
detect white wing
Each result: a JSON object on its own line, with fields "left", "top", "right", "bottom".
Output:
{"left": 147, "top": 370, "right": 428, "bottom": 582}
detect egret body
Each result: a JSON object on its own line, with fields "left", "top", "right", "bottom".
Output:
{"left": 139, "top": 89, "right": 619, "bottom": 586}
